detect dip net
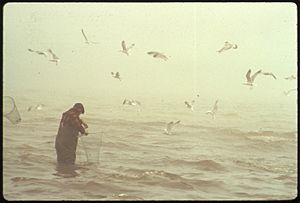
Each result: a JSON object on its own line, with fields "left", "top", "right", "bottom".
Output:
{"left": 3, "top": 96, "right": 21, "bottom": 124}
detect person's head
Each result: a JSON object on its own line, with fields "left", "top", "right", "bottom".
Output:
{"left": 73, "top": 103, "right": 85, "bottom": 114}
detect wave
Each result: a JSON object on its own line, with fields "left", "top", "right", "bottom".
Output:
{"left": 121, "top": 168, "right": 183, "bottom": 181}
{"left": 169, "top": 159, "right": 226, "bottom": 172}
{"left": 233, "top": 159, "right": 295, "bottom": 174}
{"left": 243, "top": 130, "right": 296, "bottom": 143}
{"left": 63, "top": 180, "right": 136, "bottom": 194}
{"left": 109, "top": 167, "right": 225, "bottom": 191}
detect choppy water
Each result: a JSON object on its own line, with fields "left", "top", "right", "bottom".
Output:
{"left": 3, "top": 93, "right": 298, "bottom": 200}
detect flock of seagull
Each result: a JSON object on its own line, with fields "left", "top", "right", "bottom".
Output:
{"left": 27, "top": 30, "right": 297, "bottom": 135}
{"left": 117, "top": 40, "right": 296, "bottom": 134}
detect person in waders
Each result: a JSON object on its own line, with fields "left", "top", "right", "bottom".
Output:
{"left": 55, "top": 103, "right": 88, "bottom": 165}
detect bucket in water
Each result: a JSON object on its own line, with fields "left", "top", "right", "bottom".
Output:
{"left": 3, "top": 96, "right": 21, "bottom": 124}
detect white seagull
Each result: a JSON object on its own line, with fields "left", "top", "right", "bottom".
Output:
{"left": 206, "top": 100, "right": 218, "bottom": 119}
{"left": 119, "top": 40, "right": 135, "bottom": 56}
{"left": 184, "top": 100, "right": 195, "bottom": 111}
{"left": 47, "top": 49, "right": 60, "bottom": 65}
{"left": 28, "top": 48, "right": 48, "bottom": 57}
{"left": 147, "top": 51, "right": 168, "bottom": 61}
{"left": 243, "top": 69, "right": 262, "bottom": 86}
{"left": 284, "top": 88, "right": 297, "bottom": 96}
{"left": 111, "top": 72, "right": 121, "bottom": 81}
{"left": 217, "top": 41, "right": 238, "bottom": 53}
{"left": 261, "top": 72, "right": 277, "bottom": 79}
{"left": 35, "top": 104, "right": 45, "bottom": 110}
{"left": 284, "top": 75, "right": 296, "bottom": 80}
{"left": 123, "top": 99, "right": 141, "bottom": 106}
{"left": 164, "top": 120, "right": 181, "bottom": 135}
{"left": 81, "top": 29, "right": 98, "bottom": 44}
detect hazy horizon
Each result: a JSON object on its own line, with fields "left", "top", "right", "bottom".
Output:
{"left": 3, "top": 3, "right": 297, "bottom": 104}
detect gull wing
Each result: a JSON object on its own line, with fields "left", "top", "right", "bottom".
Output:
{"left": 262, "top": 72, "right": 276, "bottom": 79}
{"left": 213, "top": 100, "right": 218, "bottom": 112}
{"left": 127, "top": 43, "right": 135, "bottom": 50}
{"left": 116, "top": 72, "right": 120, "bottom": 77}
{"left": 35, "top": 50, "right": 48, "bottom": 57}
{"left": 28, "top": 48, "right": 35, "bottom": 52}
{"left": 134, "top": 100, "right": 141, "bottom": 106}
{"left": 47, "top": 49, "right": 59, "bottom": 59}
{"left": 246, "top": 69, "right": 252, "bottom": 82}
{"left": 166, "top": 121, "right": 174, "bottom": 133}
{"left": 161, "top": 54, "right": 168, "bottom": 60}
{"left": 121, "top": 40, "right": 127, "bottom": 51}
{"left": 217, "top": 47, "right": 225, "bottom": 53}
{"left": 147, "top": 51, "right": 167, "bottom": 59}
{"left": 174, "top": 120, "right": 181, "bottom": 125}
{"left": 270, "top": 73, "right": 277, "bottom": 79}
{"left": 284, "top": 75, "right": 295, "bottom": 80}
{"left": 251, "top": 69, "right": 262, "bottom": 82}
{"left": 147, "top": 51, "right": 157, "bottom": 55}
{"left": 81, "top": 29, "right": 89, "bottom": 43}
{"left": 288, "top": 88, "right": 297, "bottom": 94}
{"left": 47, "top": 49, "right": 54, "bottom": 58}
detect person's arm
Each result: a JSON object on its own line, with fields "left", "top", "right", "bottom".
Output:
{"left": 79, "top": 119, "right": 89, "bottom": 135}
{"left": 71, "top": 117, "right": 86, "bottom": 134}
{"left": 81, "top": 119, "right": 88, "bottom": 129}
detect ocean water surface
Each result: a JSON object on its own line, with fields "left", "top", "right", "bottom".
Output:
{"left": 3, "top": 91, "right": 298, "bottom": 200}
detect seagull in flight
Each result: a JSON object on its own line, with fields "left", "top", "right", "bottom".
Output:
{"left": 164, "top": 120, "right": 181, "bottom": 135}
{"left": 119, "top": 40, "right": 135, "bottom": 56}
{"left": 243, "top": 69, "right": 262, "bottom": 86}
{"left": 217, "top": 41, "right": 238, "bottom": 53}
{"left": 206, "top": 100, "right": 218, "bottom": 119}
{"left": 28, "top": 48, "right": 48, "bottom": 57}
{"left": 261, "top": 72, "right": 277, "bottom": 79}
{"left": 81, "top": 29, "right": 98, "bottom": 44}
{"left": 184, "top": 100, "right": 195, "bottom": 111}
{"left": 47, "top": 49, "right": 60, "bottom": 65}
{"left": 111, "top": 72, "right": 121, "bottom": 81}
{"left": 147, "top": 51, "right": 168, "bottom": 61}
{"left": 284, "top": 88, "right": 297, "bottom": 96}
{"left": 284, "top": 75, "right": 296, "bottom": 80}
{"left": 123, "top": 99, "right": 141, "bottom": 106}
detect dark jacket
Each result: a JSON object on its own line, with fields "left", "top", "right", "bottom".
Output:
{"left": 55, "top": 108, "right": 86, "bottom": 165}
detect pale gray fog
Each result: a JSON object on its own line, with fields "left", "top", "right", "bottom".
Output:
{"left": 3, "top": 3, "right": 298, "bottom": 201}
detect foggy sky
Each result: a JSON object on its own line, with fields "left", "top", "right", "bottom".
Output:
{"left": 3, "top": 3, "right": 297, "bottom": 103}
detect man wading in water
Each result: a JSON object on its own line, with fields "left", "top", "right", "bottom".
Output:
{"left": 55, "top": 103, "right": 88, "bottom": 166}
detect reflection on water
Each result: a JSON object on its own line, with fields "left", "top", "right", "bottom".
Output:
{"left": 53, "top": 163, "right": 79, "bottom": 178}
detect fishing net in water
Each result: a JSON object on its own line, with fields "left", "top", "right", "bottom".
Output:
{"left": 77, "top": 133, "right": 103, "bottom": 165}
{"left": 3, "top": 96, "right": 21, "bottom": 124}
